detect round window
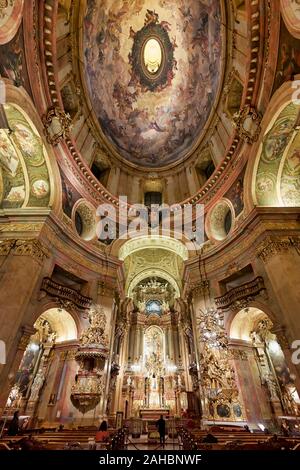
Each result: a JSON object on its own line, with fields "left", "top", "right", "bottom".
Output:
{"left": 206, "top": 199, "right": 235, "bottom": 242}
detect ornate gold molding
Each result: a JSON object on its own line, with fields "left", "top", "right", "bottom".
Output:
{"left": 0, "top": 223, "right": 44, "bottom": 233}
{"left": 215, "top": 276, "right": 266, "bottom": 311}
{"left": 189, "top": 280, "right": 210, "bottom": 299}
{"left": 271, "top": 325, "right": 290, "bottom": 350}
{"left": 40, "top": 277, "right": 92, "bottom": 310}
{"left": 233, "top": 105, "right": 262, "bottom": 144}
{"left": 43, "top": 106, "right": 72, "bottom": 145}
{"left": 0, "top": 239, "right": 15, "bottom": 256}
{"left": 13, "top": 239, "right": 50, "bottom": 262}
{"left": 228, "top": 348, "right": 248, "bottom": 361}
{"left": 0, "top": 239, "right": 50, "bottom": 262}
{"left": 256, "top": 236, "right": 300, "bottom": 263}
{"left": 18, "top": 325, "right": 36, "bottom": 352}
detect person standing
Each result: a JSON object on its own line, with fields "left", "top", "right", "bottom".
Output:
{"left": 7, "top": 410, "right": 19, "bottom": 436}
{"left": 156, "top": 415, "right": 166, "bottom": 447}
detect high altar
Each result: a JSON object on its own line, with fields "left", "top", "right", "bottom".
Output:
{"left": 111, "top": 278, "right": 197, "bottom": 420}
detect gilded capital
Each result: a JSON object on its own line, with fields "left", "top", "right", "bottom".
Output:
{"left": 12, "top": 239, "right": 50, "bottom": 263}
{"left": 256, "top": 236, "right": 300, "bottom": 263}
{"left": 0, "top": 239, "right": 15, "bottom": 256}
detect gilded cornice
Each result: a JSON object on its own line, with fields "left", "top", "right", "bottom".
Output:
{"left": 0, "top": 239, "right": 49, "bottom": 263}
{"left": 256, "top": 235, "right": 300, "bottom": 263}
{"left": 18, "top": 325, "right": 37, "bottom": 352}
{"left": 184, "top": 208, "right": 300, "bottom": 281}
{"left": 0, "top": 212, "right": 122, "bottom": 287}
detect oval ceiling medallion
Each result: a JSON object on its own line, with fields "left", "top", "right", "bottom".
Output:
{"left": 143, "top": 38, "right": 163, "bottom": 75}
{"left": 83, "top": 0, "right": 223, "bottom": 168}
{"left": 130, "top": 12, "right": 174, "bottom": 92}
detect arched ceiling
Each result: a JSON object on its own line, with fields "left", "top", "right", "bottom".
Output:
{"left": 229, "top": 308, "right": 271, "bottom": 342}
{"left": 82, "top": 0, "right": 223, "bottom": 168}
{"left": 36, "top": 308, "right": 78, "bottom": 343}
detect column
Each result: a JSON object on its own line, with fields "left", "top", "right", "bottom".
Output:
{"left": 134, "top": 326, "right": 140, "bottom": 361}
{"left": 107, "top": 166, "right": 120, "bottom": 196}
{"left": 139, "top": 326, "right": 143, "bottom": 360}
{"left": 185, "top": 166, "right": 198, "bottom": 196}
{"left": 0, "top": 239, "right": 50, "bottom": 412}
{"left": 256, "top": 236, "right": 300, "bottom": 377}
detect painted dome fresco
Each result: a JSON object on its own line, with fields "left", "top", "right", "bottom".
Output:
{"left": 83, "top": 0, "right": 223, "bottom": 168}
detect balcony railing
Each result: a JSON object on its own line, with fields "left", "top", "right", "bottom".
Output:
{"left": 41, "top": 277, "right": 92, "bottom": 309}
{"left": 215, "top": 276, "right": 266, "bottom": 310}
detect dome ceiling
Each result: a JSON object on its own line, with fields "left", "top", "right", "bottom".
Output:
{"left": 83, "top": 0, "right": 223, "bottom": 168}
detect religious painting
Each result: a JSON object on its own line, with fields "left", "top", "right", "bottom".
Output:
{"left": 280, "top": 130, "right": 300, "bottom": 206}
{"left": 13, "top": 122, "right": 44, "bottom": 166}
{"left": 0, "top": 128, "right": 25, "bottom": 208}
{"left": 14, "top": 342, "right": 41, "bottom": 397}
{"left": 0, "top": 24, "right": 31, "bottom": 92}
{"left": 146, "top": 299, "right": 162, "bottom": 316}
{"left": 255, "top": 102, "right": 299, "bottom": 206}
{"left": 225, "top": 169, "right": 245, "bottom": 217}
{"left": 0, "top": 104, "right": 51, "bottom": 209}
{"left": 216, "top": 403, "right": 230, "bottom": 418}
{"left": 31, "top": 179, "right": 50, "bottom": 199}
{"left": 60, "top": 168, "right": 81, "bottom": 218}
{"left": 143, "top": 326, "right": 165, "bottom": 408}
{"left": 0, "top": 129, "right": 19, "bottom": 176}
{"left": 83, "top": 0, "right": 223, "bottom": 167}
{"left": 273, "top": 19, "right": 300, "bottom": 93}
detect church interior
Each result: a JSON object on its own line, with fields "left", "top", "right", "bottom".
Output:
{"left": 1, "top": 0, "right": 300, "bottom": 452}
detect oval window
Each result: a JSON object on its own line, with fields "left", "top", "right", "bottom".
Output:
{"left": 143, "top": 38, "right": 162, "bottom": 75}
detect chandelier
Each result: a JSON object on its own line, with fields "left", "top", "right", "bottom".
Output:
{"left": 197, "top": 307, "right": 228, "bottom": 349}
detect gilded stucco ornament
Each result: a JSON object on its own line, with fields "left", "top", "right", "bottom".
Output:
{"left": 43, "top": 107, "right": 72, "bottom": 146}
{"left": 233, "top": 105, "right": 262, "bottom": 144}
{"left": 256, "top": 235, "right": 300, "bottom": 263}
{"left": 0, "top": 239, "right": 49, "bottom": 262}
{"left": 129, "top": 10, "right": 175, "bottom": 92}
{"left": 71, "top": 305, "right": 109, "bottom": 414}
{"left": 197, "top": 307, "right": 244, "bottom": 421}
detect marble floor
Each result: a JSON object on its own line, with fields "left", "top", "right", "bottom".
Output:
{"left": 126, "top": 435, "right": 180, "bottom": 451}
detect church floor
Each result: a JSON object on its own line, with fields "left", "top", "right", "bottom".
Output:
{"left": 126, "top": 434, "right": 180, "bottom": 451}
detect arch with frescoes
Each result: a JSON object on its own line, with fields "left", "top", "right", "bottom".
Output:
{"left": 244, "top": 81, "right": 300, "bottom": 209}
{"left": 0, "top": 84, "right": 61, "bottom": 212}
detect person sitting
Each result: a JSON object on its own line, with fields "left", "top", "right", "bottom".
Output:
{"left": 267, "top": 434, "right": 279, "bottom": 444}
{"left": 202, "top": 433, "right": 218, "bottom": 443}
{"left": 7, "top": 411, "right": 19, "bottom": 436}
{"left": 95, "top": 420, "right": 109, "bottom": 442}
{"left": 281, "top": 421, "right": 290, "bottom": 437}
